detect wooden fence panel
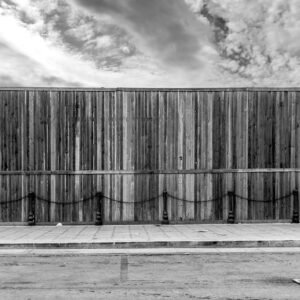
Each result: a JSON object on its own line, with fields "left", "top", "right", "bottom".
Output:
{"left": 0, "top": 88, "right": 299, "bottom": 223}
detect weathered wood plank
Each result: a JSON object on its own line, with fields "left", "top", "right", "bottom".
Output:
{"left": 0, "top": 89, "right": 299, "bottom": 223}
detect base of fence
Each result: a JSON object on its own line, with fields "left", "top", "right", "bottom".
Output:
{"left": 28, "top": 192, "right": 36, "bottom": 226}
{"left": 161, "top": 217, "right": 170, "bottom": 225}
{"left": 95, "top": 192, "right": 103, "bottom": 226}
{"left": 161, "top": 191, "right": 169, "bottom": 225}
{"left": 292, "top": 190, "right": 299, "bottom": 223}
{"left": 227, "top": 211, "right": 235, "bottom": 224}
{"left": 292, "top": 211, "right": 299, "bottom": 223}
{"left": 28, "top": 213, "right": 35, "bottom": 226}
{"left": 227, "top": 191, "right": 235, "bottom": 224}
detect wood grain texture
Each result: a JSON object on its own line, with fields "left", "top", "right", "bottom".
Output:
{"left": 0, "top": 89, "right": 299, "bottom": 223}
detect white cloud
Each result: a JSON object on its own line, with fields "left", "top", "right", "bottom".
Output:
{"left": 0, "top": 0, "right": 161, "bottom": 86}
{"left": 65, "top": 22, "right": 97, "bottom": 42}
{"left": 73, "top": 0, "right": 216, "bottom": 69}
{"left": 0, "top": 2, "right": 163, "bottom": 87}
{"left": 0, "top": 0, "right": 223, "bottom": 87}
{"left": 184, "top": 0, "right": 204, "bottom": 13}
{"left": 1, "top": 0, "right": 299, "bottom": 87}
{"left": 193, "top": 0, "right": 300, "bottom": 86}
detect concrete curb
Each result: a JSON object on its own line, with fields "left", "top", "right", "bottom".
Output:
{"left": 2, "top": 247, "right": 300, "bottom": 256}
{"left": 1, "top": 240, "right": 300, "bottom": 249}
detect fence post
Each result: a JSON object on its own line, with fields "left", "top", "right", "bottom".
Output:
{"left": 292, "top": 190, "right": 299, "bottom": 223}
{"left": 161, "top": 190, "right": 169, "bottom": 225}
{"left": 227, "top": 191, "right": 235, "bottom": 224}
{"left": 28, "top": 192, "right": 36, "bottom": 226}
{"left": 95, "top": 192, "right": 103, "bottom": 225}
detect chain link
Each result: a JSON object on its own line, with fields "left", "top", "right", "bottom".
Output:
{"left": 0, "top": 195, "right": 28, "bottom": 205}
{"left": 0, "top": 191, "right": 296, "bottom": 206}
{"left": 102, "top": 195, "right": 161, "bottom": 204}
{"left": 35, "top": 195, "right": 98, "bottom": 205}
{"left": 235, "top": 193, "right": 292, "bottom": 203}
{"left": 167, "top": 193, "right": 227, "bottom": 203}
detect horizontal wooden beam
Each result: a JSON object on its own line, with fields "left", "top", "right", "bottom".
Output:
{"left": 1, "top": 87, "right": 300, "bottom": 92}
{"left": 0, "top": 169, "right": 299, "bottom": 175}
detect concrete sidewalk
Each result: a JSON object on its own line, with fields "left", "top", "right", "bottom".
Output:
{"left": 0, "top": 223, "right": 300, "bottom": 249}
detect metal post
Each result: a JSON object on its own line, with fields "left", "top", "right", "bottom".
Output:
{"left": 161, "top": 190, "right": 169, "bottom": 225}
{"left": 227, "top": 191, "right": 235, "bottom": 224}
{"left": 292, "top": 190, "right": 299, "bottom": 223}
{"left": 28, "top": 192, "right": 36, "bottom": 226}
{"left": 95, "top": 192, "right": 103, "bottom": 225}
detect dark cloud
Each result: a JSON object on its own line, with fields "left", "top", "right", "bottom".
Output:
{"left": 198, "top": 2, "right": 251, "bottom": 71}
{"left": 200, "top": 1, "right": 228, "bottom": 43}
{"left": 74, "top": 0, "right": 210, "bottom": 70}
{"left": 27, "top": 0, "right": 137, "bottom": 70}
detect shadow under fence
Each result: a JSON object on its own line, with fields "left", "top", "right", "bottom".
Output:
{"left": 0, "top": 189, "right": 299, "bottom": 225}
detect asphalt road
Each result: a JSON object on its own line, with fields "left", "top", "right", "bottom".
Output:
{"left": 0, "top": 251, "right": 300, "bottom": 299}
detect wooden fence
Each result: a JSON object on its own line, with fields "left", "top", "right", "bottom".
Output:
{"left": 0, "top": 88, "right": 299, "bottom": 224}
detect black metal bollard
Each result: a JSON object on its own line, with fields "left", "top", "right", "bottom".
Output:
{"left": 161, "top": 190, "right": 169, "bottom": 225}
{"left": 227, "top": 191, "right": 235, "bottom": 224}
{"left": 292, "top": 190, "right": 299, "bottom": 223}
{"left": 95, "top": 192, "right": 103, "bottom": 226}
{"left": 28, "top": 192, "right": 36, "bottom": 226}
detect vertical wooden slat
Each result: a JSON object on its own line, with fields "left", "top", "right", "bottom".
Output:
{"left": 0, "top": 88, "right": 299, "bottom": 223}
{"left": 20, "top": 91, "right": 26, "bottom": 221}
{"left": 224, "top": 91, "right": 232, "bottom": 221}
{"left": 28, "top": 91, "right": 35, "bottom": 223}
{"left": 296, "top": 92, "right": 300, "bottom": 212}
{"left": 177, "top": 91, "right": 184, "bottom": 221}
{"left": 185, "top": 91, "right": 195, "bottom": 220}
{"left": 0, "top": 92, "right": 2, "bottom": 173}
{"left": 235, "top": 91, "right": 248, "bottom": 221}
{"left": 74, "top": 91, "right": 82, "bottom": 222}
{"left": 199, "top": 92, "right": 205, "bottom": 220}
{"left": 122, "top": 92, "right": 132, "bottom": 221}
{"left": 206, "top": 91, "right": 213, "bottom": 220}
{"left": 290, "top": 92, "right": 296, "bottom": 220}
{"left": 158, "top": 91, "right": 165, "bottom": 221}
{"left": 296, "top": 92, "right": 300, "bottom": 169}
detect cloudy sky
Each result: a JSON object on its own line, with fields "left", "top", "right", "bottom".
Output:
{"left": 0, "top": 0, "right": 299, "bottom": 87}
